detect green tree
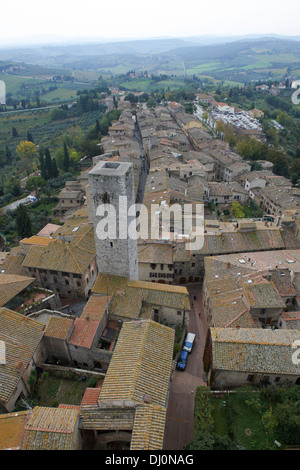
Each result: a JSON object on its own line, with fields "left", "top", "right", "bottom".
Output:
{"left": 184, "top": 432, "right": 236, "bottom": 450}
{"left": 52, "top": 157, "right": 59, "bottom": 178}
{"left": 124, "top": 93, "right": 138, "bottom": 103}
{"left": 50, "top": 107, "right": 67, "bottom": 121}
{"left": 25, "top": 176, "right": 46, "bottom": 195}
{"left": 273, "top": 401, "right": 300, "bottom": 445}
{"left": 44, "top": 148, "right": 54, "bottom": 179}
{"left": 231, "top": 201, "right": 245, "bottom": 218}
{"left": 16, "top": 204, "right": 32, "bottom": 238}
{"left": 262, "top": 408, "right": 278, "bottom": 434}
{"left": 62, "top": 142, "right": 70, "bottom": 171}
{"left": 290, "top": 159, "right": 300, "bottom": 179}
{"left": 16, "top": 140, "right": 38, "bottom": 175}
{"left": 5, "top": 146, "right": 12, "bottom": 163}
{"left": 27, "top": 132, "right": 34, "bottom": 143}
{"left": 38, "top": 153, "right": 47, "bottom": 180}
{"left": 4, "top": 177, "right": 21, "bottom": 196}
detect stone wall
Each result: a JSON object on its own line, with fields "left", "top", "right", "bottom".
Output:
{"left": 210, "top": 369, "right": 300, "bottom": 390}
{"left": 88, "top": 161, "right": 139, "bottom": 280}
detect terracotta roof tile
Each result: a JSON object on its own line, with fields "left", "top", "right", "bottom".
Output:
{"left": 81, "top": 294, "right": 111, "bottom": 321}
{"left": 68, "top": 318, "right": 99, "bottom": 348}
{"left": 44, "top": 316, "right": 74, "bottom": 340}
{"left": 211, "top": 327, "right": 300, "bottom": 375}
{"left": 81, "top": 388, "right": 101, "bottom": 406}
{"left": 130, "top": 404, "right": 166, "bottom": 450}
{"left": 0, "top": 308, "right": 44, "bottom": 405}
{"left": 99, "top": 320, "right": 174, "bottom": 407}
{"left": 0, "top": 273, "right": 35, "bottom": 307}
{"left": 0, "top": 411, "right": 32, "bottom": 450}
{"left": 22, "top": 406, "right": 79, "bottom": 450}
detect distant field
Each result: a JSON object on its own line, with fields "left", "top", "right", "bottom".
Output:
{"left": 197, "top": 75, "right": 220, "bottom": 84}
{"left": 154, "top": 79, "right": 186, "bottom": 90}
{"left": 223, "top": 80, "right": 245, "bottom": 87}
{"left": 0, "top": 72, "right": 90, "bottom": 105}
{"left": 40, "top": 87, "right": 77, "bottom": 102}
{"left": 186, "top": 61, "right": 220, "bottom": 75}
{"left": 120, "top": 78, "right": 187, "bottom": 93}
{"left": 0, "top": 72, "right": 43, "bottom": 94}
{"left": 100, "top": 64, "right": 136, "bottom": 75}
{"left": 242, "top": 60, "right": 274, "bottom": 70}
{"left": 72, "top": 70, "right": 99, "bottom": 81}
{"left": 120, "top": 79, "right": 153, "bottom": 91}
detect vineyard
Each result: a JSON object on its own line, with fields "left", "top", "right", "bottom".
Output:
{"left": 0, "top": 108, "right": 107, "bottom": 155}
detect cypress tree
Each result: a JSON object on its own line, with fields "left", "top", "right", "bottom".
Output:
{"left": 5, "top": 146, "right": 11, "bottom": 164}
{"left": 16, "top": 204, "right": 32, "bottom": 239}
{"left": 39, "top": 153, "right": 47, "bottom": 180}
{"left": 62, "top": 142, "right": 70, "bottom": 171}
{"left": 45, "top": 148, "right": 53, "bottom": 179}
{"left": 27, "top": 132, "right": 34, "bottom": 143}
{"left": 95, "top": 119, "right": 101, "bottom": 137}
{"left": 51, "top": 157, "right": 58, "bottom": 178}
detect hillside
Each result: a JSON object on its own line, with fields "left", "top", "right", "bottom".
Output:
{"left": 0, "top": 37, "right": 300, "bottom": 82}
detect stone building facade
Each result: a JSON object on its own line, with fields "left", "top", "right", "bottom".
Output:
{"left": 88, "top": 161, "right": 139, "bottom": 281}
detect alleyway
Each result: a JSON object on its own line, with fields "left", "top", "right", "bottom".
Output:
{"left": 163, "top": 283, "right": 209, "bottom": 450}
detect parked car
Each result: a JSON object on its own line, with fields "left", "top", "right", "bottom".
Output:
{"left": 176, "top": 350, "right": 188, "bottom": 371}
{"left": 24, "top": 195, "right": 38, "bottom": 205}
{"left": 183, "top": 332, "right": 196, "bottom": 353}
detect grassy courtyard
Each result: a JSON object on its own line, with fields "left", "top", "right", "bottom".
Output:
{"left": 37, "top": 374, "right": 88, "bottom": 407}
{"left": 186, "top": 385, "right": 300, "bottom": 450}
{"left": 14, "top": 370, "right": 103, "bottom": 411}
{"left": 212, "top": 392, "right": 277, "bottom": 450}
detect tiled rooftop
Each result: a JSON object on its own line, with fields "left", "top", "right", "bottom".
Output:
{"left": 44, "top": 316, "right": 74, "bottom": 340}
{"left": 21, "top": 406, "right": 79, "bottom": 450}
{"left": 99, "top": 320, "right": 174, "bottom": 407}
{"left": 80, "top": 387, "right": 101, "bottom": 407}
{"left": 174, "top": 227, "right": 286, "bottom": 261}
{"left": 211, "top": 327, "right": 300, "bottom": 375}
{"left": 0, "top": 273, "right": 35, "bottom": 307}
{"left": 68, "top": 318, "right": 99, "bottom": 348}
{"left": 242, "top": 281, "right": 285, "bottom": 309}
{"left": 92, "top": 275, "right": 190, "bottom": 321}
{"left": 37, "top": 223, "right": 61, "bottom": 237}
{"left": 92, "top": 273, "right": 129, "bottom": 295}
{"left": 79, "top": 404, "right": 135, "bottom": 431}
{"left": 0, "top": 308, "right": 44, "bottom": 405}
{"left": 81, "top": 294, "right": 111, "bottom": 321}
{"left": 138, "top": 242, "right": 173, "bottom": 264}
{"left": 0, "top": 411, "right": 32, "bottom": 450}
{"left": 209, "top": 294, "right": 259, "bottom": 328}
{"left": 22, "top": 225, "right": 96, "bottom": 274}
{"left": 130, "top": 404, "right": 167, "bottom": 450}
{"left": 20, "top": 236, "right": 52, "bottom": 246}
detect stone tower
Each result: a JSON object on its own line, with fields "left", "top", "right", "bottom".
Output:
{"left": 88, "top": 161, "right": 139, "bottom": 280}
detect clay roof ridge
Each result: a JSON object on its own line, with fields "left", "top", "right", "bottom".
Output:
{"left": 224, "top": 309, "right": 250, "bottom": 328}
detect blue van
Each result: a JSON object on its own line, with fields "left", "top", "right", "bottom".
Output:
{"left": 176, "top": 350, "right": 188, "bottom": 371}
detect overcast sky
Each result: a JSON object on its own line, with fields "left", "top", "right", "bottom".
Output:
{"left": 1, "top": 0, "right": 300, "bottom": 45}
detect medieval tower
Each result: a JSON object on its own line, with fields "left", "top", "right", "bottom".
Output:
{"left": 88, "top": 161, "right": 139, "bottom": 280}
